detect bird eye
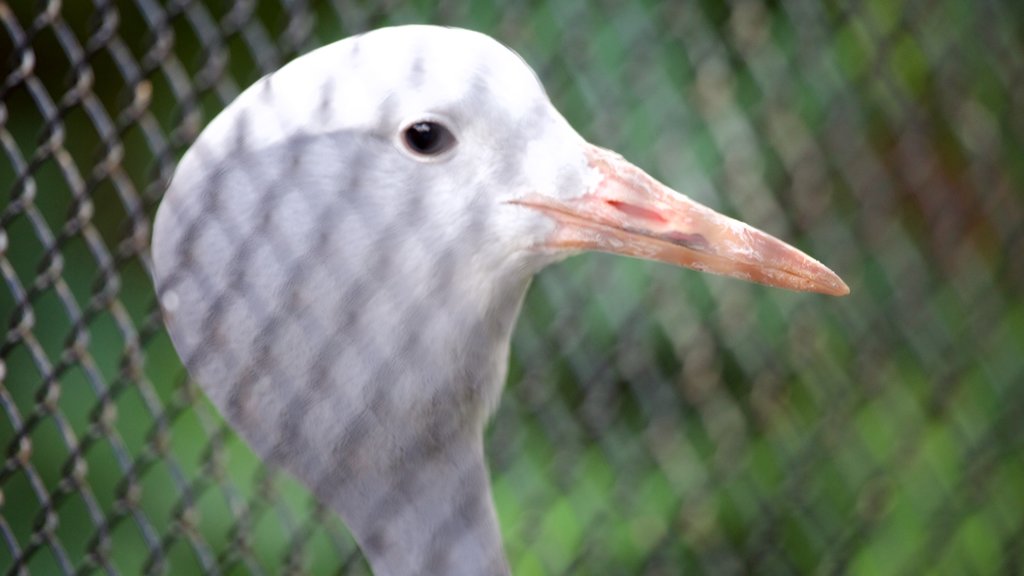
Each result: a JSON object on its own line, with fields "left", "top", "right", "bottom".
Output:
{"left": 402, "top": 121, "right": 456, "bottom": 157}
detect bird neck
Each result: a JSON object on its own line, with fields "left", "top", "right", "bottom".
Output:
{"left": 312, "top": 272, "right": 534, "bottom": 576}
{"left": 327, "top": 432, "right": 511, "bottom": 576}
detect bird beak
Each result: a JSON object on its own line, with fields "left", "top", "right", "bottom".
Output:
{"left": 512, "top": 144, "right": 850, "bottom": 296}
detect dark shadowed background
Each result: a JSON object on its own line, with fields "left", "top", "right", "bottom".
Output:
{"left": 2, "top": 0, "right": 1023, "bottom": 574}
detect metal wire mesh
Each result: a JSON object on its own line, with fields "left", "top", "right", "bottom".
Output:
{"left": 2, "top": 0, "right": 1023, "bottom": 574}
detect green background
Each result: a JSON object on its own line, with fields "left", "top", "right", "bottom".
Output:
{"left": 2, "top": 0, "right": 1022, "bottom": 574}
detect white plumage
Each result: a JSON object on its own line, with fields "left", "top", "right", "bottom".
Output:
{"left": 153, "top": 25, "right": 846, "bottom": 576}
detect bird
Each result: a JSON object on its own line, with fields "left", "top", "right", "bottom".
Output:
{"left": 151, "top": 25, "right": 848, "bottom": 576}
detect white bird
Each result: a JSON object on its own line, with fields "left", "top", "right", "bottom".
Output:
{"left": 152, "top": 25, "right": 848, "bottom": 576}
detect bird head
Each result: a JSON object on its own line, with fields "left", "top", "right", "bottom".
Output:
{"left": 166, "top": 25, "right": 847, "bottom": 300}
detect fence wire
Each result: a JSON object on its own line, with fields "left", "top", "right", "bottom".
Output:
{"left": 2, "top": 0, "right": 1024, "bottom": 575}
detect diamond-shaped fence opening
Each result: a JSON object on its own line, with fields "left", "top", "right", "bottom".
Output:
{"left": 2, "top": 1, "right": 1023, "bottom": 575}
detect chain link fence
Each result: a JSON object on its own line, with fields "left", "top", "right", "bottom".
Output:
{"left": 2, "top": 0, "right": 1023, "bottom": 574}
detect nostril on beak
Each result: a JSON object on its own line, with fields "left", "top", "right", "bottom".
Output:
{"left": 604, "top": 199, "right": 667, "bottom": 224}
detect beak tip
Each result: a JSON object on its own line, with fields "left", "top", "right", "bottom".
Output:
{"left": 817, "top": 271, "right": 850, "bottom": 297}
{"left": 829, "top": 283, "right": 851, "bottom": 297}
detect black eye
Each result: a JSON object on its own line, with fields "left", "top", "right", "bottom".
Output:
{"left": 403, "top": 121, "right": 456, "bottom": 157}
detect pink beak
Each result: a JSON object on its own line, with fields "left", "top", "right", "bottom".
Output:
{"left": 514, "top": 144, "right": 849, "bottom": 296}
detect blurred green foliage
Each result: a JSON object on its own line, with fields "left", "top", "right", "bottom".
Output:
{"left": 2, "top": 0, "right": 1023, "bottom": 574}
